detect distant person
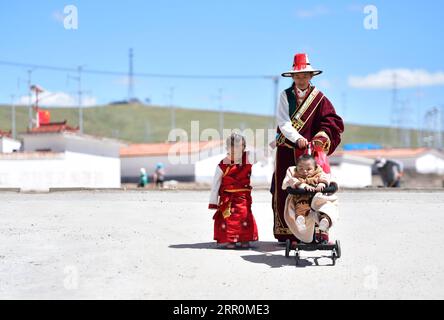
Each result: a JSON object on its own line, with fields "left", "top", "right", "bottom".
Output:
{"left": 374, "top": 157, "right": 404, "bottom": 188}
{"left": 153, "top": 163, "right": 165, "bottom": 189}
{"left": 138, "top": 168, "right": 148, "bottom": 188}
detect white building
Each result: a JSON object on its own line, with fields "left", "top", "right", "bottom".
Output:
{"left": 329, "top": 152, "right": 374, "bottom": 188}
{"left": 341, "top": 148, "right": 444, "bottom": 175}
{"left": 0, "top": 131, "right": 22, "bottom": 153}
{"left": 0, "top": 121, "right": 125, "bottom": 190}
{"left": 120, "top": 140, "right": 273, "bottom": 186}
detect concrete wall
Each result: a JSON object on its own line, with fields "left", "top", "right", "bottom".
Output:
{"left": 0, "top": 151, "right": 121, "bottom": 190}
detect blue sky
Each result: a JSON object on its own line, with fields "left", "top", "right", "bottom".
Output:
{"left": 0, "top": 0, "right": 443, "bottom": 128}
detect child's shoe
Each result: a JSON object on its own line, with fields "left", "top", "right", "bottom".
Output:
{"left": 319, "top": 217, "right": 330, "bottom": 232}
{"left": 296, "top": 215, "right": 306, "bottom": 232}
{"left": 218, "top": 242, "right": 236, "bottom": 249}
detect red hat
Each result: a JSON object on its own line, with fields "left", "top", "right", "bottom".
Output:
{"left": 281, "top": 53, "right": 322, "bottom": 77}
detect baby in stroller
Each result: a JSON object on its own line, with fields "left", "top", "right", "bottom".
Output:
{"left": 281, "top": 153, "right": 339, "bottom": 245}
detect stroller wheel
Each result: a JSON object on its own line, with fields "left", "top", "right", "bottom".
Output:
{"left": 295, "top": 250, "right": 300, "bottom": 266}
{"left": 285, "top": 239, "right": 291, "bottom": 258}
{"left": 335, "top": 240, "right": 341, "bottom": 259}
{"left": 332, "top": 251, "right": 337, "bottom": 266}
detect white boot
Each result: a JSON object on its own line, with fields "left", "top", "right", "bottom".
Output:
{"left": 319, "top": 217, "right": 330, "bottom": 232}
{"left": 296, "top": 215, "right": 306, "bottom": 232}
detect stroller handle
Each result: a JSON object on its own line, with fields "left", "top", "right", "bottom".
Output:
{"left": 286, "top": 182, "right": 338, "bottom": 195}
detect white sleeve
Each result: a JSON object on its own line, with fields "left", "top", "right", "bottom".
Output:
{"left": 209, "top": 166, "right": 223, "bottom": 207}
{"left": 276, "top": 90, "right": 304, "bottom": 143}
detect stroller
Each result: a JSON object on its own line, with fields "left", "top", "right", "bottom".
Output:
{"left": 283, "top": 142, "right": 341, "bottom": 266}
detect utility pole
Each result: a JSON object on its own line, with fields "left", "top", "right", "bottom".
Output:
{"left": 218, "top": 88, "right": 224, "bottom": 135}
{"left": 341, "top": 92, "right": 347, "bottom": 121}
{"left": 272, "top": 76, "right": 279, "bottom": 128}
{"left": 68, "top": 66, "right": 86, "bottom": 133}
{"left": 438, "top": 106, "right": 443, "bottom": 149}
{"left": 27, "top": 69, "right": 34, "bottom": 130}
{"left": 128, "top": 48, "right": 135, "bottom": 102}
{"left": 10, "top": 94, "right": 16, "bottom": 139}
{"left": 391, "top": 72, "right": 399, "bottom": 146}
{"left": 398, "top": 99, "right": 412, "bottom": 147}
{"left": 169, "top": 87, "right": 175, "bottom": 131}
{"left": 78, "top": 66, "right": 83, "bottom": 133}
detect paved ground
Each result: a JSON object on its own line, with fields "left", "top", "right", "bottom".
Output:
{"left": 0, "top": 189, "right": 443, "bottom": 299}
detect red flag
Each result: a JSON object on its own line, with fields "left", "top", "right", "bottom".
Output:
{"left": 38, "top": 110, "right": 51, "bottom": 125}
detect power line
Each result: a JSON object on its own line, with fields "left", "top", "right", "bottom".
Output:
{"left": 0, "top": 60, "right": 275, "bottom": 79}
{"left": 1, "top": 58, "right": 281, "bottom": 126}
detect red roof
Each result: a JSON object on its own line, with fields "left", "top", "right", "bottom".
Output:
{"left": 0, "top": 130, "right": 12, "bottom": 138}
{"left": 120, "top": 140, "right": 224, "bottom": 157}
{"left": 27, "top": 121, "right": 79, "bottom": 134}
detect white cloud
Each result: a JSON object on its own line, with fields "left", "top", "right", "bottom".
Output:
{"left": 348, "top": 69, "right": 444, "bottom": 89}
{"left": 17, "top": 91, "right": 97, "bottom": 107}
{"left": 296, "top": 5, "right": 330, "bottom": 18}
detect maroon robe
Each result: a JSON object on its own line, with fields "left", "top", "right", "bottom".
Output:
{"left": 271, "top": 83, "right": 344, "bottom": 242}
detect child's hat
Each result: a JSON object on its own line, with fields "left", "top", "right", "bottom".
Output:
{"left": 281, "top": 53, "right": 323, "bottom": 77}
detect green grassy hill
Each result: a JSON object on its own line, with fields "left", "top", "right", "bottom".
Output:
{"left": 0, "top": 104, "right": 422, "bottom": 148}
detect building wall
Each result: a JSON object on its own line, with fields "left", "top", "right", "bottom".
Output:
{"left": 22, "top": 134, "right": 65, "bottom": 152}
{"left": 195, "top": 152, "right": 273, "bottom": 185}
{"left": 121, "top": 155, "right": 195, "bottom": 182}
{"left": 195, "top": 153, "right": 225, "bottom": 184}
{"left": 331, "top": 162, "right": 372, "bottom": 188}
{"left": 0, "top": 137, "right": 22, "bottom": 153}
{"left": 22, "top": 133, "right": 121, "bottom": 158}
{"left": 0, "top": 151, "right": 121, "bottom": 189}
{"left": 122, "top": 148, "right": 274, "bottom": 185}
{"left": 415, "top": 154, "right": 444, "bottom": 175}
{"left": 64, "top": 135, "right": 121, "bottom": 158}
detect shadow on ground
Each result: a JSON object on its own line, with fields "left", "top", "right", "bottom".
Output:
{"left": 169, "top": 241, "right": 336, "bottom": 268}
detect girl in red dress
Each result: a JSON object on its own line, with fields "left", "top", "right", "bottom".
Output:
{"left": 208, "top": 133, "right": 259, "bottom": 249}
